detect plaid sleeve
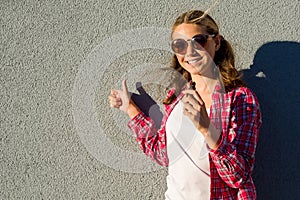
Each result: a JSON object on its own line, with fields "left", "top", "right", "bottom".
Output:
{"left": 127, "top": 88, "right": 177, "bottom": 166}
{"left": 128, "top": 111, "right": 169, "bottom": 166}
{"left": 209, "top": 87, "right": 262, "bottom": 189}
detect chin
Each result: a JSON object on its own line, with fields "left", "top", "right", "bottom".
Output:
{"left": 186, "top": 68, "right": 201, "bottom": 76}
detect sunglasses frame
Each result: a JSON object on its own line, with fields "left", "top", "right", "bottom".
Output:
{"left": 171, "top": 34, "right": 216, "bottom": 55}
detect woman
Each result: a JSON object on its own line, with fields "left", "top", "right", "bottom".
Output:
{"left": 109, "top": 10, "right": 262, "bottom": 200}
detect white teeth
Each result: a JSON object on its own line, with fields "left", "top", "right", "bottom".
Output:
{"left": 187, "top": 59, "right": 201, "bottom": 64}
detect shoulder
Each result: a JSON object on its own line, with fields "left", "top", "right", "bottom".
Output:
{"left": 231, "top": 87, "right": 262, "bottom": 122}
{"left": 163, "top": 87, "right": 185, "bottom": 114}
{"left": 232, "top": 87, "right": 260, "bottom": 105}
{"left": 233, "top": 87, "right": 255, "bottom": 95}
{"left": 166, "top": 88, "right": 176, "bottom": 98}
{"left": 230, "top": 87, "right": 262, "bottom": 128}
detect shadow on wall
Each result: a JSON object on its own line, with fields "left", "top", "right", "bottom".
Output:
{"left": 242, "top": 41, "right": 300, "bottom": 200}
{"left": 130, "top": 41, "right": 300, "bottom": 199}
{"left": 131, "top": 82, "right": 163, "bottom": 130}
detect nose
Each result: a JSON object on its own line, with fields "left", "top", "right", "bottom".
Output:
{"left": 185, "top": 41, "right": 198, "bottom": 56}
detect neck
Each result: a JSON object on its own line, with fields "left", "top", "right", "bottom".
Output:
{"left": 191, "top": 74, "right": 217, "bottom": 95}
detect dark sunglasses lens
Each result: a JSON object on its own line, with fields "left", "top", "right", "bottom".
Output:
{"left": 192, "top": 34, "right": 208, "bottom": 48}
{"left": 171, "top": 39, "right": 187, "bottom": 54}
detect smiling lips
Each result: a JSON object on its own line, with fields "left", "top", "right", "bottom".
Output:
{"left": 186, "top": 57, "right": 202, "bottom": 66}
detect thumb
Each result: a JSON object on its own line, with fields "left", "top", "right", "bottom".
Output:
{"left": 187, "top": 81, "right": 196, "bottom": 90}
{"left": 194, "top": 90, "right": 204, "bottom": 105}
{"left": 122, "top": 79, "right": 129, "bottom": 94}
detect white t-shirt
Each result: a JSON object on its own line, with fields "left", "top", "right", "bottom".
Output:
{"left": 165, "top": 101, "right": 210, "bottom": 200}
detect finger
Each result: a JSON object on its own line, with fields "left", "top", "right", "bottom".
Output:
{"left": 182, "top": 90, "right": 204, "bottom": 105}
{"left": 110, "top": 102, "right": 122, "bottom": 108}
{"left": 183, "top": 107, "right": 194, "bottom": 119}
{"left": 111, "top": 89, "right": 118, "bottom": 97}
{"left": 109, "top": 92, "right": 120, "bottom": 99}
{"left": 182, "top": 101, "right": 197, "bottom": 115}
{"left": 183, "top": 108, "right": 190, "bottom": 116}
{"left": 182, "top": 93, "right": 201, "bottom": 110}
{"left": 122, "top": 80, "right": 129, "bottom": 95}
{"left": 109, "top": 96, "right": 122, "bottom": 105}
{"left": 194, "top": 90, "right": 205, "bottom": 106}
{"left": 186, "top": 81, "right": 196, "bottom": 90}
{"left": 112, "top": 89, "right": 122, "bottom": 98}
{"left": 109, "top": 96, "right": 122, "bottom": 104}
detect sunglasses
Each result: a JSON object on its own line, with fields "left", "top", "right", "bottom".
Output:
{"left": 171, "top": 34, "right": 216, "bottom": 55}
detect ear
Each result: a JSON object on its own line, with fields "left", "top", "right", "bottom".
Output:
{"left": 214, "top": 34, "right": 221, "bottom": 51}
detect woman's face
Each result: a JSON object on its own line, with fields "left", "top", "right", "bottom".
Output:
{"left": 172, "top": 23, "right": 220, "bottom": 76}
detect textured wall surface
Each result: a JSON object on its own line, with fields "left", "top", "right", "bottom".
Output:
{"left": 1, "top": 0, "right": 299, "bottom": 199}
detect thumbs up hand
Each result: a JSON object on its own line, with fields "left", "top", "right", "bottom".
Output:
{"left": 109, "top": 80, "right": 141, "bottom": 118}
{"left": 109, "top": 80, "right": 131, "bottom": 113}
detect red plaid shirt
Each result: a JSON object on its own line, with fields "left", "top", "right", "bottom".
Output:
{"left": 128, "top": 85, "right": 262, "bottom": 200}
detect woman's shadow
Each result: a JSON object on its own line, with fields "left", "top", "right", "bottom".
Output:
{"left": 242, "top": 41, "right": 300, "bottom": 199}
{"left": 130, "top": 41, "right": 300, "bottom": 199}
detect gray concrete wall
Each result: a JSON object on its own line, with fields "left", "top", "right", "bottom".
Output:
{"left": 1, "top": 0, "right": 299, "bottom": 199}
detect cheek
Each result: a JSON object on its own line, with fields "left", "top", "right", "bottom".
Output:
{"left": 176, "top": 55, "right": 185, "bottom": 64}
{"left": 208, "top": 50, "right": 215, "bottom": 59}
{"left": 203, "top": 43, "right": 216, "bottom": 59}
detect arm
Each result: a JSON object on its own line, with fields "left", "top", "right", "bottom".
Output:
{"left": 128, "top": 110, "right": 168, "bottom": 166}
{"left": 109, "top": 80, "right": 169, "bottom": 166}
{"left": 209, "top": 87, "right": 262, "bottom": 188}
